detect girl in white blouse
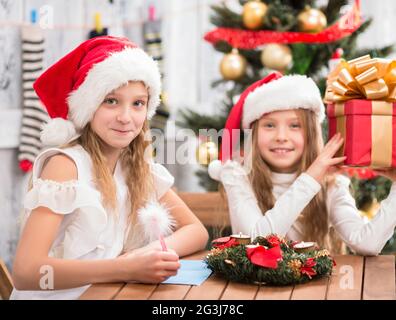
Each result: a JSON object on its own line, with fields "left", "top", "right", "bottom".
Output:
{"left": 209, "top": 72, "right": 396, "bottom": 256}
{"left": 11, "top": 36, "right": 208, "bottom": 300}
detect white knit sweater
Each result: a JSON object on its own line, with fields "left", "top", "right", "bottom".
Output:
{"left": 210, "top": 160, "right": 396, "bottom": 256}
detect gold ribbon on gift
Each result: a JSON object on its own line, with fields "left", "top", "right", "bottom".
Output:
{"left": 325, "top": 55, "right": 396, "bottom": 103}
{"left": 333, "top": 101, "right": 393, "bottom": 168}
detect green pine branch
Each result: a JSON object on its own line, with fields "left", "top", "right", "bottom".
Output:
{"left": 210, "top": 4, "right": 243, "bottom": 28}
{"left": 264, "top": 0, "right": 298, "bottom": 31}
{"left": 322, "top": 0, "right": 348, "bottom": 24}
{"left": 178, "top": 109, "right": 227, "bottom": 135}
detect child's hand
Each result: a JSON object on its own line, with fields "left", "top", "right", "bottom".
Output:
{"left": 372, "top": 168, "right": 396, "bottom": 182}
{"left": 119, "top": 248, "right": 180, "bottom": 283}
{"left": 306, "top": 133, "right": 346, "bottom": 184}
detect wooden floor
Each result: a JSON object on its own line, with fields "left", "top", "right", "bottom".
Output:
{"left": 79, "top": 251, "right": 396, "bottom": 300}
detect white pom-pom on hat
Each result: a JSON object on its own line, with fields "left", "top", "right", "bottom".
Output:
{"left": 208, "top": 160, "right": 222, "bottom": 181}
{"left": 137, "top": 200, "right": 176, "bottom": 244}
{"left": 40, "top": 118, "right": 78, "bottom": 146}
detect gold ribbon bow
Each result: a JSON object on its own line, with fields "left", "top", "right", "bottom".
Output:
{"left": 325, "top": 55, "right": 396, "bottom": 102}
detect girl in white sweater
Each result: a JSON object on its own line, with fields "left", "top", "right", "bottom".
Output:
{"left": 209, "top": 72, "right": 396, "bottom": 255}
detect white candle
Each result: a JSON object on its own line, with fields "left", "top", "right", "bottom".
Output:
{"left": 293, "top": 241, "right": 316, "bottom": 252}
{"left": 230, "top": 232, "right": 251, "bottom": 244}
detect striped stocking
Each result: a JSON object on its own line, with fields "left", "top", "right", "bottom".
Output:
{"left": 18, "top": 26, "right": 49, "bottom": 172}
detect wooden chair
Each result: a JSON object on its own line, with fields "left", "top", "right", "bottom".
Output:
{"left": 177, "top": 192, "right": 230, "bottom": 227}
{"left": 0, "top": 259, "right": 13, "bottom": 300}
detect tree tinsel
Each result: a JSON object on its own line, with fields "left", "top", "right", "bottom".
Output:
{"left": 205, "top": 234, "right": 335, "bottom": 286}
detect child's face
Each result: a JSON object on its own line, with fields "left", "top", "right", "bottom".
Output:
{"left": 256, "top": 110, "right": 305, "bottom": 173}
{"left": 91, "top": 81, "right": 148, "bottom": 150}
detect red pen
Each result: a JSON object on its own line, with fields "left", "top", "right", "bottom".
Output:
{"left": 159, "top": 234, "right": 167, "bottom": 251}
{"left": 153, "top": 218, "right": 167, "bottom": 251}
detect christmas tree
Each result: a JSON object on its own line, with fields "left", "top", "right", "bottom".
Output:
{"left": 179, "top": 0, "right": 396, "bottom": 251}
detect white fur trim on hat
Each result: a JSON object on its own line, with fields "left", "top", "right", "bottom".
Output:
{"left": 242, "top": 75, "right": 325, "bottom": 128}
{"left": 67, "top": 47, "right": 161, "bottom": 130}
{"left": 40, "top": 118, "right": 78, "bottom": 146}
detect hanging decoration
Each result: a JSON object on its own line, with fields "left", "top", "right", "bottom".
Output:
{"left": 297, "top": 6, "right": 327, "bottom": 33}
{"left": 88, "top": 12, "right": 108, "bottom": 39}
{"left": 260, "top": 43, "right": 292, "bottom": 71}
{"left": 220, "top": 48, "right": 247, "bottom": 80}
{"left": 242, "top": 0, "right": 268, "bottom": 30}
{"left": 204, "top": 0, "right": 361, "bottom": 50}
{"left": 143, "top": 4, "right": 170, "bottom": 131}
{"left": 196, "top": 140, "right": 219, "bottom": 166}
{"left": 18, "top": 9, "right": 49, "bottom": 172}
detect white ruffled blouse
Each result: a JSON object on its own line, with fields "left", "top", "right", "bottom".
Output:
{"left": 11, "top": 144, "right": 174, "bottom": 300}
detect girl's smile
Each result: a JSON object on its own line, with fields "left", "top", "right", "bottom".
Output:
{"left": 269, "top": 147, "right": 295, "bottom": 154}
{"left": 111, "top": 128, "right": 134, "bottom": 135}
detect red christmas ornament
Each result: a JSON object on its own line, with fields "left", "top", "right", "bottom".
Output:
{"left": 331, "top": 47, "right": 344, "bottom": 59}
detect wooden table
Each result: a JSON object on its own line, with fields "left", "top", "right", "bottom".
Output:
{"left": 79, "top": 251, "right": 396, "bottom": 300}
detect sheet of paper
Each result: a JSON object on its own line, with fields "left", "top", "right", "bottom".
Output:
{"left": 162, "top": 260, "right": 212, "bottom": 286}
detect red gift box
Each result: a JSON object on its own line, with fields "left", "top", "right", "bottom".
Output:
{"left": 327, "top": 99, "right": 396, "bottom": 168}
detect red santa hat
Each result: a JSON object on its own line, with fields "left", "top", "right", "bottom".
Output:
{"left": 34, "top": 36, "right": 161, "bottom": 146}
{"left": 208, "top": 72, "right": 324, "bottom": 179}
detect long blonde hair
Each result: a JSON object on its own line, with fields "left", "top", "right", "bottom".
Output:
{"left": 242, "top": 109, "right": 344, "bottom": 253}
{"left": 66, "top": 120, "right": 154, "bottom": 227}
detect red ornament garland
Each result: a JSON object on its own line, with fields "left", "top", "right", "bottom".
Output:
{"left": 204, "top": 0, "right": 361, "bottom": 50}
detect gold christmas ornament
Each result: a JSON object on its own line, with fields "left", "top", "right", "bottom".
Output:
{"left": 196, "top": 141, "right": 218, "bottom": 166}
{"left": 297, "top": 7, "right": 327, "bottom": 33}
{"left": 207, "top": 248, "right": 223, "bottom": 257}
{"left": 359, "top": 198, "right": 380, "bottom": 220}
{"left": 220, "top": 48, "right": 247, "bottom": 80}
{"left": 242, "top": 0, "right": 268, "bottom": 30}
{"left": 314, "top": 249, "right": 330, "bottom": 258}
{"left": 260, "top": 44, "right": 292, "bottom": 71}
{"left": 287, "top": 259, "right": 302, "bottom": 278}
